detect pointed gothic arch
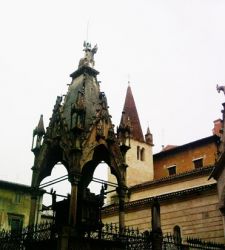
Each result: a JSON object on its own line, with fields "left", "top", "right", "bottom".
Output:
{"left": 31, "top": 142, "right": 69, "bottom": 187}
{"left": 79, "top": 144, "right": 121, "bottom": 188}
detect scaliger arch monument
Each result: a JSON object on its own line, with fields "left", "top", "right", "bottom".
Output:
{"left": 29, "top": 42, "right": 133, "bottom": 249}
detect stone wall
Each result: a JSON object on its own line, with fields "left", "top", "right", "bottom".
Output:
{"left": 160, "top": 192, "right": 223, "bottom": 242}
{"left": 107, "top": 138, "right": 154, "bottom": 204}
{"left": 125, "top": 139, "right": 154, "bottom": 186}
{"left": 129, "top": 175, "right": 216, "bottom": 202}
{"left": 102, "top": 190, "right": 224, "bottom": 243}
{"left": 108, "top": 138, "right": 154, "bottom": 190}
{"left": 0, "top": 188, "right": 31, "bottom": 230}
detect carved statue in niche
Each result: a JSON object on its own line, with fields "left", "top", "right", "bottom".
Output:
{"left": 78, "top": 41, "right": 98, "bottom": 68}
{"left": 71, "top": 89, "right": 86, "bottom": 130}
{"left": 96, "top": 119, "right": 104, "bottom": 138}
{"left": 99, "top": 92, "right": 109, "bottom": 122}
{"left": 55, "top": 117, "right": 61, "bottom": 137}
{"left": 108, "top": 123, "right": 115, "bottom": 141}
{"left": 94, "top": 108, "right": 104, "bottom": 139}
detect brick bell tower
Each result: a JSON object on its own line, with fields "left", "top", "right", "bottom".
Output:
{"left": 121, "top": 84, "right": 154, "bottom": 187}
{"left": 29, "top": 42, "right": 129, "bottom": 239}
{"left": 108, "top": 82, "right": 154, "bottom": 195}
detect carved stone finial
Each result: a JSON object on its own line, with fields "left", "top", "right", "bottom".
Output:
{"left": 83, "top": 41, "right": 92, "bottom": 51}
{"left": 32, "top": 114, "right": 45, "bottom": 152}
{"left": 217, "top": 84, "right": 225, "bottom": 95}
{"left": 78, "top": 41, "right": 98, "bottom": 68}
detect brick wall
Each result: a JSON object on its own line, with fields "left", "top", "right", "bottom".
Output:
{"left": 154, "top": 140, "right": 217, "bottom": 179}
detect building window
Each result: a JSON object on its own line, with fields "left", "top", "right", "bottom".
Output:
{"left": 193, "top": 158, "right": 203, "bottom": 169}
{"left": 15, "top": 193, "right": 22, "bottom": 203}
{"left": 140, "top": 148, "right": 145, "bottom": 161}
{"left": 8, "top": 214, "right": 23, "bottom": 234}
{"left": 167, "top": 165, "right": 176, "bottom": 176}
{"left": 137, "top": 146, "right": 140, "bottom": 160}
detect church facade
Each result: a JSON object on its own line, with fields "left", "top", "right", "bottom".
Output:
{"left": 103, "top": 85, "right": 225, "bottom": 243}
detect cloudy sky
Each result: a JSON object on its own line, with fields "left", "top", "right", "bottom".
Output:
{"left": 1, "top": 0, "right": 225, "bottom": 193}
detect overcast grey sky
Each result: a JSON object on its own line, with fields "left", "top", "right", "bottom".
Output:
{"left": 1, "top": 0, "right": 225, "bottom": 189}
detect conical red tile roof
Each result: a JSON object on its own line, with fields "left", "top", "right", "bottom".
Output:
{"left": 120, "top": 85, "right": 144, "bottom": 142}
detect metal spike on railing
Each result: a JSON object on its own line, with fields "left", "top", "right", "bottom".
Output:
{"left": 115, "top": 224, "right": 118, "bottom": 234}
{"left": 105, "top": 223, "right": 109, "bottom": 232}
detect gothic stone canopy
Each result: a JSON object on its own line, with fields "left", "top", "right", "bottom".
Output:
{"left": 31, "top": 43, "right": 127, "bottom": 190}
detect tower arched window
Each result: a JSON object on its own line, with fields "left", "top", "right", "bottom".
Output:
{"left": 140, "top": 147, "right": 145, "bottom": 161}
{"left": 137, "top": 146, "right": 140, "bottom": 160}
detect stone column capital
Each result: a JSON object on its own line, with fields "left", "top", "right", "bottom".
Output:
{"left": 68, "top": 171, "right": 80, "bottom": 185}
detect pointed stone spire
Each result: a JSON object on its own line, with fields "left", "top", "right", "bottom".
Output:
{"left": 145, "top": 126, "right": 153, "bottom": 146}
{"left": 32, "top": 114, "right": 45, "bottom": 152}
{"left": 35, "top": 114, "right": 45, "bottom": 136}
{"left": 120, "top": 84, "right": 144, "bottom": 142}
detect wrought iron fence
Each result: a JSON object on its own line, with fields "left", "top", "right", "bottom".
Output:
{"left": 0, "top": 222, "right": 151, "bottom": 250}
{"left": 0, "top": 222, "right": 57, "bottom": 250}
{"left": 1, "top": 223, "right": 224, "bottom": 250}
{"left": 84, "top": 223, "right": 152, "bottom": 250}
{"left": 163, "top": 233, "right": 225, "bottom": 250}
